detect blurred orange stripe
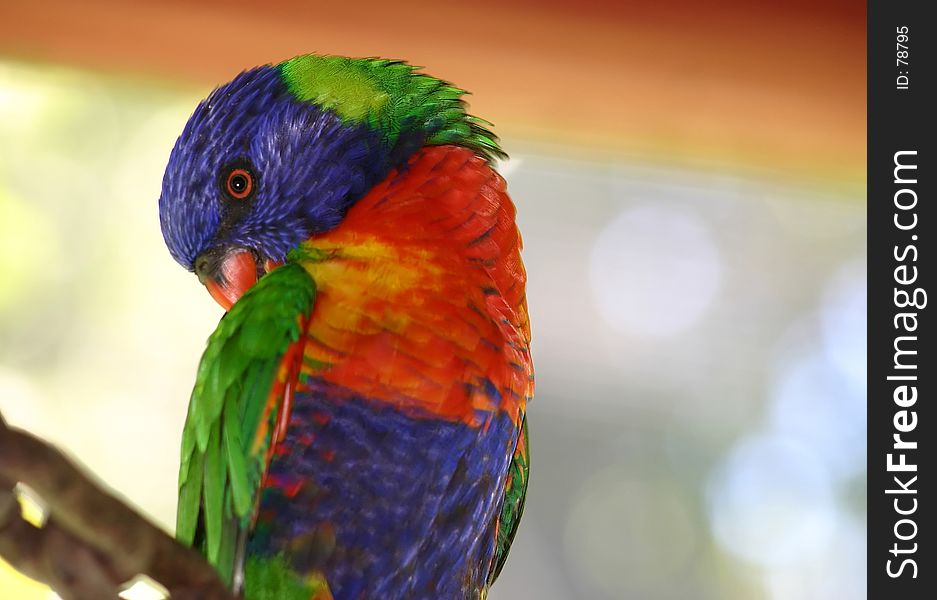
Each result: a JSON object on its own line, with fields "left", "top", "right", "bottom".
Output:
{"left": 0, "top": 0, "right": 864, "bottom": 188}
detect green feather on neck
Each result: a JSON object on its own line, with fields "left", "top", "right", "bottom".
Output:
{"left": 279, "top": 54, "right": 506, "bottom": 161}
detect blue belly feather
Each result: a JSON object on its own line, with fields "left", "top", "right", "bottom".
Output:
{"left": 247, "top": 378, "right": 518, "bottom": 599}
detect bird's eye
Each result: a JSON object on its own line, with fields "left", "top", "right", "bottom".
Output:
{"left": 224, "top": 168, "right": 254, "bottom": 200}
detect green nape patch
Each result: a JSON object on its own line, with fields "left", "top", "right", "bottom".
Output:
{"left": 245, "top": 554, "right": 330, "bottom": 600}
{"left": 279, "top": 55, "right": 506, "bottom": 161}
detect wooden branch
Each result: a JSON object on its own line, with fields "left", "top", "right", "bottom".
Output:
{"left": 0, "top": 410, "right": 236, "bottom": 600}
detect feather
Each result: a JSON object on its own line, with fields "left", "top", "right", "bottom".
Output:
{"left": 223, "top": 401, "right": 251, "bottom": 518}
{"left": 203, "top": 418, "right": 226, "bottom": 564}
{"left": 280, "top": 55, "right": 507, "bottom": 162}
{"left": 175, "top": 439, "right": 204, "bottom": 545}
{"left": 175, "top": 263, "right": 316, "bottom": 587}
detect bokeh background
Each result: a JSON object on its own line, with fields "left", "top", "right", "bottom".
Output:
{"left": 0, "top": 1, "right": 865, "bottom": 598}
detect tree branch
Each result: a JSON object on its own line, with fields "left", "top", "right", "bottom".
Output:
{"left": 0, "top": 410, "right": 236, "bottom": 600}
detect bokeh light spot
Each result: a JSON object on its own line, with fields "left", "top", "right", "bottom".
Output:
{"left": 706, "top": 434, "right": 836, "bottom": 568}
{"left": 770, "top": 352, "right": 865, "bottom": 480}
{"left": 0, "top": 190, "right": 61, "bottom": 311}
{"left": 820, "top": 261, "right": 866, "bottom": 391}
{"left": 589, "top": 205, "right": 722, "bottom": 337}
{"left": 119, "top": 576, "right": 169, "bottom": 600}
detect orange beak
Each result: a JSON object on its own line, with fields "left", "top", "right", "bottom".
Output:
{"left": 202, "top": 249, "right": 259, "bottom": 311}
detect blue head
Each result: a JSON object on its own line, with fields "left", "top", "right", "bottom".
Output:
{"left": 158, "top": 65, "right": 394, "bottom": 307}
{"left": 159, "top": 55, "right": 504, "bottom": 308}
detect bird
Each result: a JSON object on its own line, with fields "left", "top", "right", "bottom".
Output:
{"left": 158, "top": 54, "right": 532, "bottom": 600}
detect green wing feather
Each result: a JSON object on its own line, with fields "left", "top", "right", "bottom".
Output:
{"left": 176, "top": 262, "right": 316, "bottom": 585}
{"left": 489, "top": 414, "right": 530, "bottom": 586}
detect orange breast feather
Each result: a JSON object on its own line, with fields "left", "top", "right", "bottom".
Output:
{"left": 296, "top": 145, "right": 532, "bottom": 426}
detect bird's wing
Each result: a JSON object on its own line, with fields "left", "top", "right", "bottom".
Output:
{"left": 488, "top": 413, "right": 530, "bottom": 586}
{"left": 176, "top": 261, "right": 316, "bottom": 586}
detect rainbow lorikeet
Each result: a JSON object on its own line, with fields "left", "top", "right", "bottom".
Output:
{"left": 158, "top": 55, "right": 533, "bottom": 600}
